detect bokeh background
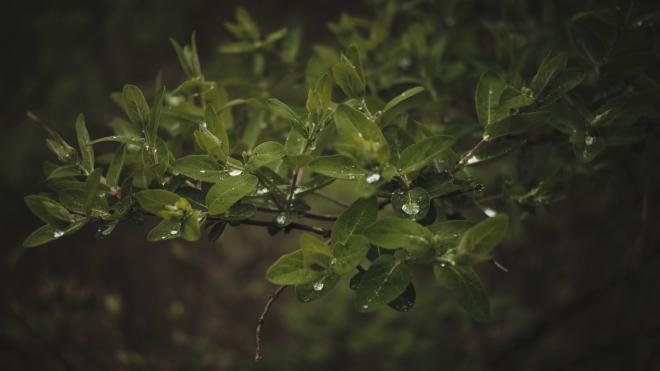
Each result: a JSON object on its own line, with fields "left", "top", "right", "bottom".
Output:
{"left": 2, "top": 0, "right": 659, "bottom": 370}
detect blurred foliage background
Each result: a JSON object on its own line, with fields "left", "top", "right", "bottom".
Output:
{"left": 2, "top": 0, "right": 659, "bottom": 370}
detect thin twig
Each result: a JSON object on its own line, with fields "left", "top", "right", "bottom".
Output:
{"left": 234, "top": 218, "right": 331, "bottom": 238}
{"left": 311, "top": 191, "right": 350, "bottom": 208}
{"left": 255, "top": 286, "right": 288, "bottom": 362}
{"left": 256, "top": 206, "right": 338, "bottom": 222}
{"left": 453, "top": 136, "right": 491, "bottom": 173}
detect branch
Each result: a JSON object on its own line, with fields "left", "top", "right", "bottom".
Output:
{"left": 311, "top": 191, "right": 350, "bottom": 208}
{"left": 235, "top": 218, "right": 331, "bottom": 238}
{"left": 453, "top": 136, "right": 491, "bottom": 173}
{"left": 255, "top": 286, "right": 288, "bottom": 362}
{"left": 256, "top": 206, "right": 338, "bottom": 222}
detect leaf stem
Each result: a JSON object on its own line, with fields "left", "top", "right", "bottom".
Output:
{"left": 255, "top": 285, "right": 288, "bottom": 362}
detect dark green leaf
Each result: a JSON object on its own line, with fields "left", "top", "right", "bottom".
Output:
{"left": 475, "top": 71, "right": 508, "bottom": 127}
{"left": 23, "top": 220, "right": 87, "bottom": 248}
{"left": 309, "top": 155, "right": 368, "bottom": 180}
{"left": 331, "top": 235, "right": 370, "bottom": 275}
{"left": 382, "top": 86, "right": 425, "bottom": 113}
{"left": 75, "top": 113, "right": 94, "bottom": 173}
{"left": 397, "top": 135, "right": 454, "bottom": 174}
{"left": 266, "top": 250, "right": 323, "bottom": 285}
{"left": 122, "top": 84, "right": 150, "bottom": 128}
{"left": 332, "top": 197, "right": 377, "bottom": 245}
{"left": 332, "top": 62, "right": 364, "bottom": 98}
{"left": 246, "top": 141, "right": 285, "bottom": 171}
{"left": 206, "top": 174, "right": 258, "bottom": 215}
{"left": 434, "top": 264, "right": 489, "bottom": 322}
{"left": 391, "top": 187, "right": 430, "bottom": 220}
{"left": 530, "top": 52, "right": 568, "bottom": 96}
{"left": 356, "top": 255, "right": 411, "bottom": 312}
{"left": 364, "top": 217, "right": 433, "bottom": 254}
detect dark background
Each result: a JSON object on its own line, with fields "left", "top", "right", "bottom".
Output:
{"left": 1, "top": 0, "right": 659, "bottom": 370}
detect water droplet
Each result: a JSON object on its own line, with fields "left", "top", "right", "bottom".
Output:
{"left": 169, "top": 230, "right": 178, "bottom": 235}
{"left": 313, "top": 281, "right": 324, "bottom": 291}
{"left": 53, "top": 230, "right": 64, "bottom": 238}
{"left": 362, "top": 305, "right": 369, "bottom": 310}
{"left": 199, "top": 170, "right": 206, "bottom": 174}
{"left": 484, "top": 208, "right": 497, "bottom": 217}
{"left": 330, "top": 258, "right": 337, "bottom": 265}
{"left": 228, "top": 169, "right": 242, "bottom": 176}
{"left": 467, "top": 156, "right": 479, "bottom": 165}
{"left": 275, "top": 214, "right": 288, "bottom": 226}
{"left": 402, "top": 202, "right": 420, "bottom": 216}
{"left": 365, "top": 173, "right": 381, "bottom": 184}
{"left": 440, "top": 263, "right": 446, "bottom": 268}
{"left": 256, "top": 187, "right": 268, "bottom": 195}
{"left": 200, "top": 121, "right": 207, "bottom": 129}
{"left": 585, "top": 136, "right": 595, "bottom": 146}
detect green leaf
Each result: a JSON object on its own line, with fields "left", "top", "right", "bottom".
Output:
{"left": 172, "top": 155, "right": 226, "bottom": 183}
{"left": 223, "top": 203, "right": 257, "bottom": 221}
{"left": 397, "top": 135, "right": 454, "bottom": 174}
{"left": 75, "top": 113, "right": 94, "bottom": 173}
{"left": 44, "top": 126, "right": 78, "bottom": 163}
{"left": 334, "top": 104, "right": 389, "bottom": 163}
{"left": 24, "top": 195, "right": 75, "bottom": 227}
{"left": 541, "top": 67, "right": 585, "bottom": 105}
{"left": 295, "top": 272, "right": 340, "bottom": 303}
{"left": 84, "top": 169, "right": 106, "bottom": 215}
{"left": 387, "top": 283, "right": 416, "bottom": 312}
{"left": 308, "top": 155, "right": 368, "bottom": 180}
{"left": 391, "top": 187, "right": 430, "bottom": 221}
{"left": 300, "top": 233, "right": 332, "bottom": 271}
{"left": 246, "top": 141, "right": 285, "bottom": 171}
{"left": 46, "top": 165, "right": 84, "bottom": 180}
{"left": 332, "top": 62, "right": 365, "bottom": 98}
{"left": 382, "top": 86, "right": 425, "bottom": 113}
{"left": 193, "top": 126, "right": 227, "bottom": 163}
{"left": 181, "top": 213, "right": 202, "bottom": 241}
{"left": 356, "top": 255, "right": 411, "bottom": 312}
{"left": 170, "top": 32, "right": 202, "bottom": 79}
{"left": 428, "top": 220, "right": 474, "bottom": 255}
{"left": 205, "top": 174, "right": 258, "bottom": 215}
{"left": 134, "top": 189, "right": 182, "bottom": 216}
{"left": 147, "top": 77, "right": 165, "bottom": 146}
{"left": 364, "top": 217, "right": 433, "bottom": 254}
{"left": 475, "top": 71, "right": 508, "bottom": 127}
{"left": 433, "top": 264, "right": 489, "bottom": 322}
{"left": 454, "top": 214, "right": 509, "bottom": 264}
{"left": 331, "top": 235, "right": 370, "bottom": 275}
{"left": 305, "top": 74, "right": 333, "bottom": 114}
{"left": 266, "top": 250, "right": 322, "bottom": 285}
{"left": 530, "top": 52, "right": 568, "bottom": 96}
{"left": 23, "top": 220, "right": 87, "bottom": 248}
{"left": 122, "top": 84, "right": 150, "bottom": 128}
{"left": 268, "top": 98, "right": 306, "bottom": 134}
{"left": 331, "top": 197, "right": 377, "bottom": 245}
{"left": 485, "top": 111, "right": 553, "bottom": 139}
{"left": 205, "top": 105, "right": 230, "bottom": 155}
{"left": 147, "top": 218, "right": 183, "bottom": 241}
{"left": 106, "top": 145, "right": 126, "bottom": 188}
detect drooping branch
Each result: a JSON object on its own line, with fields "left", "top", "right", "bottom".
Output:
{"left": 235, "top": 218, "right": 331, "bottom": 238}
{"left": 255, "top": 285, "right": 288, "bottom": 362}
{"left": 256, "top": 206, "right": 338, "bottom": 222}
{"left": 453, "top": 136, "right": 491, "bottom": 173}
